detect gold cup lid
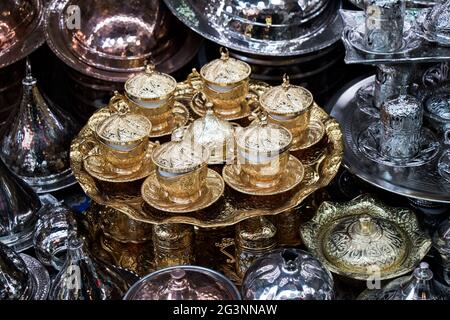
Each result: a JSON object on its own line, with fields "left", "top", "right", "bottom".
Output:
{"left": 200, "top": 47, "right": 251, "bottom": 86}
{"left": 260, "top": 75, "right": 314, "bottom": 118}
{"left": 184, "top": 103, "right": 237, "bottom": 163}
{"left": 300, "top": 195, "right": 432, "bottom": 280}
{"left": 124, "top": 63, "right": 177, "bottom": 102}
{"left": 152, "top": 128, "right": 210, "bottom": 174}
{"left": 236, "top": 113, "right": 292, "bottom": 157}
{"left": 96, "top": 93, "right": 152, "bottom": 147}
{"left": 322, "top": 214, "right": 408, "bottom": 274}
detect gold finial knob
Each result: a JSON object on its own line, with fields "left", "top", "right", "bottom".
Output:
{"left": 220, "top": 47, "right": 230, "bottom": 60}
{"left": 358, "top": 215, "right": 374, "bottom": 236}
{"left": 282, "top": 74, "right": 290, "bottom": 89}
{"left": 110, "top": 91, "right": 129, "bottom": 116}
{"left": 205, "top": 102, "right": 214, "bottom": 114}
{"left": 144, "top": 60, "right": 156, "bottom": 74}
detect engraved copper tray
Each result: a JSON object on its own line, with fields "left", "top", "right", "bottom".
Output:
{"left": 71, "top": 88, "right": 343, "bottom": 228}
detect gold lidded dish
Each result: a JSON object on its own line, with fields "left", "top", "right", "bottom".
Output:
{"left": 95, "top": 92, "right": 152, "bottom": 151}
{"left": 125, "top": 63, "right": 179, "bottom": 134}
{"left": 234, "top": 113, "right": 294, "bottom": 189}
{"left": 184, "top": 102, "right": 238, "bottom": 164}
{"left": 92, "top": 92, "right": 152, "bottom": 175}
{"left": 300, "top": 195, "right": 432, "bottom": 281}
{"left": 260, "top": 75, "right": 315, "bottom": 150}
{"left": 125, "top": 63, "right": 177, "bottom": 105}
{"left": 147, "top": 128, "right": 214, "bottom": 207}
{"left": 198, "top": 47, "right": 252, "bottom": 117}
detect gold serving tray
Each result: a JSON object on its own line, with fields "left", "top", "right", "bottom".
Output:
{"left": 71, "top": 87, "right": 343, "bottom": 228}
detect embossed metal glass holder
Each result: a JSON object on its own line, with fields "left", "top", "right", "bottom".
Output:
{"left": 340, "top": 9, "right": 450, "bottom": 64}
{"left": 330, "top": 75, "right": 450, "bottom": 202}
{"left": 163, "top": 0, "right": 343, "bottom": 57}
{"left": 300, "top": 195, "right": 432, "bottom": 280}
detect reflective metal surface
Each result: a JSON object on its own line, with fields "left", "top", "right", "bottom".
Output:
{"left": 49, "top": 236, "right": 133, "bottom": 300}
{"left": 242, "top": 248, "right": 334, "bottom": 300}
{"left": 340, "top": 9, "right": 450, "bottom": 64}
{"left": 416, "top": 0, "right": 450, "bottom": 46}
{"left": 358, "top": 262, "right": 450, "bottom": 300}
{"left": 433, "top": 218, "right": 450, "bottom": 285}
{"left": 0, "top": 62, "right": 78, "bottom": 193}
{"left": 329, "top": 76, "right": 450, "bottom": 203}
{"left": 33, "top": 202, "right": 77, "bottom": 269}
{"left": 124, "top": 266, "right": 241, "bottom": 300}
{"left": 71, "top": 102, "right": 343, "bottom": 227}
{"left": 0, "top": 158, "right": 41, "bottom": 252}
{"left": 0, "top": 242, "right": 50, "bottom": 300}
{"left": 300, "top": 195, "right": 432, "bottom": 280}
{"left": 45, "top": 0, "right": 202, "bottom": 82}
{"left": 163, "top": 0, "right": 343, "bottom": 56}
{"left": 0, "top": 0, "right": 45, "bottom": 68}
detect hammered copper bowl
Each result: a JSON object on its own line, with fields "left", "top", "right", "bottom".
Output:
{"left": 0, "top": 0, "right": 45, "bottom": 68}
{"left": 46, "top": 0, "right": 202, "bottom": 81}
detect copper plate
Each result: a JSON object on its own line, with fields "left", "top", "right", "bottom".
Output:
{"left": 0, "top": 0, "right": 45, "bottom": 68}
{"left": 223, "top": 156, "right": 304, "bottom": 196}
{"left": 141, "top": 169, "right": 225, "bottom": 214}
{"left": 45, "top": 0, "right": 202, "bottom": 82}
{"left": 71, "top": 100, "right": 343, "bottom": 227}
{"left": 83, "top": 142, "right": 156, "bottom": 183}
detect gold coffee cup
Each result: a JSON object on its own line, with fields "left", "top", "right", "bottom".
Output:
{"left": 152, "top": 129, "right": 210, "bottom": 204}
{"left": 260, "top": 75, "right": 314, "bottom": 150}
{"left": 125, "top": 63, "right": 177, "bottom": 132}
{"left": 236, "top": 114, "right": 292, "bottom": 188}
{"left": 95, "top": 93, "right": 152, "bottom": 174}
{"left": 198, "top": 47, "right": 251, "bottom": 117}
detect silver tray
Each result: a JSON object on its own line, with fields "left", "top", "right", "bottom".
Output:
{"left": 340, "top": 9, "right": 450, "bottom": 65}
{"left": 163, "top": 0, "right": 343, "bottom": 56}
{"left": 329, "top": 76, "right": 450, "bottom": 203}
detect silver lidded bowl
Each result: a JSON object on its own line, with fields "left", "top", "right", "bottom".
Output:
{"left": 163, "top": 0, "right": 343, "bottom": 56}
{"left": 242, "top": 248, "right": 335, "bottom": 300}
{"left": 45, "top": 0, "right": 202, "bottom": 82}
{"left": 0, "top": 0, "right": 45, "bottom": 68}
{"left": 124, "top": 266, "right": 241, "bottom": 300}
{"left": 0, "top": 242, "right": 50, "bottom": 300}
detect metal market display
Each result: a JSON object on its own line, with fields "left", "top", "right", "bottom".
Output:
{"left": 70, "top": 48, "right": 344, "bottom": 285}
{"left": 328, "top": 1, "right": 450, "bottom": 203}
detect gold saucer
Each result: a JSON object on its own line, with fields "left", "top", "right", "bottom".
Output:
{"left": 83, "top": 142, "right": 156, "bottom": 183}
{"left": 291, "top": 120, "right": 326, "bottom": 150}
{"left": 141, "top": 169, "right": 225, "bottom": 213}
{"left": 223, "top": 156, "right": 305, "bottom": 196}
{"left": 149, "top": 101, "right": 190, "bottom": 138}
{"left": 87, "top": 102, "right": 190, "bottom": 139}
{"left": 190, "top": 91, "right": 256, "bottom": 122}
{"left": 291, "top": 120, "right": 328, "bottom": 165}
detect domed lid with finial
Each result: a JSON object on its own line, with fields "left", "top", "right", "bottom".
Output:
{"left": 152, "top": 127, "right": 210, "bottom": 174}
{"left": 200, "top": 47, "right": 251, "bottom": 86}
{"left": 95, "top": 92, "right": 152, "bottom": 147}
{"left": 260, "top": 75, "right": 314, "bottom": 118}
{"left": 184, "top": 102, "right": 237, "bottom": 164}
{"left": 242, "top": 248, "right": 335, "bottom": 300}
{"left": 124, "top": 62, "right": 177, "bottom": 102}
{"left": 237, "top": 112, "right": 292, "bottom": 158}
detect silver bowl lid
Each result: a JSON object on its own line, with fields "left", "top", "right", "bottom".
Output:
{"left": 242, "top": 248, "right": 334, "bottom": 300}
{"left": 0, "top": 0, "right": 45, "bottom": 68}
{"left": 163, "top": 0, "right": 343, "bottom": 56}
